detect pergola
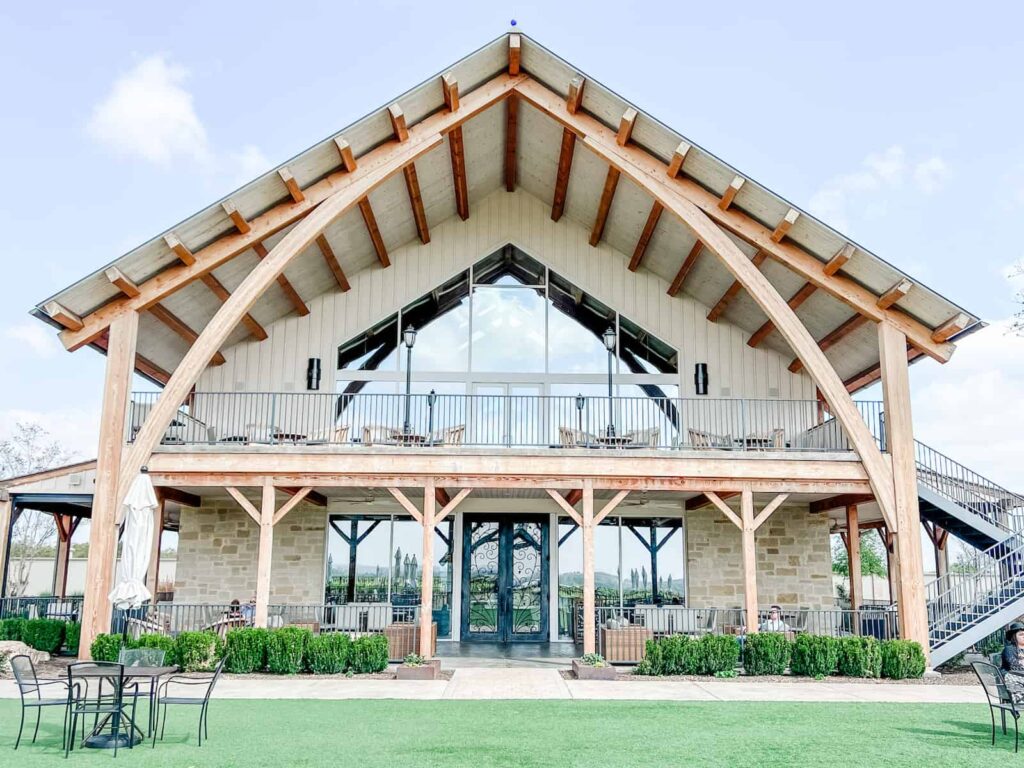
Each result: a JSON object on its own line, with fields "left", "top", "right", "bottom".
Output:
{"left": 30, "top": 33, "right": 981, "bottom": 659}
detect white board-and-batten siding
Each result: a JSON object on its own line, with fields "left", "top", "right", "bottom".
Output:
{"left": 196, "top": 190, "right": 815, "bottom": 400}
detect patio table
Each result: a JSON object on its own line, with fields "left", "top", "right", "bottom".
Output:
{"left": 72, "top": 665, "right": 177, "bottom": 748}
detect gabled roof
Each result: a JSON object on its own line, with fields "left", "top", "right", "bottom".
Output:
{"left": 32, "top": 33, "right": 982, "bottom": 391}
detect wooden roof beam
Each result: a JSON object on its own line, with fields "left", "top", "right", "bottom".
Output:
{"left": 718, "top": 176, "right": 744, "bottom": 211}
{"left": 843, "top": 345, "right": 924, "bottom": 393}
{"left": 221, "top": 201, "right": 251, "bottom": 234}
{"left": 441, "top": 73, "right": 460, "bottom": 112}
{"left": 748, "top": 281, "right": 818, "bottom": 348}
{"left": 809, "top": 493, "right": 875, "bottom": 515}
{"left": 278, "top": 167, "right": 304, "bottom": 203}
{"left": 505, "top": 95, "right": 518, "bottom": 192}
{"left": 551, "top": 127, "right": 576, "bottom": 222}
{"left": 617, "top": 107, "right": 637, "bottom": 146}
{"left": 566, "top": 76, "right": 585, "bottom": 114}
{"left": 92, "top": 331, "right": 170, "bottom": 385}
{"left": 686, "top": 491, "right": 739, "bottom": 511}
{"left": 629, "top": 201, "right": 663, "bottom": 271}
{"left": 771, "top": 208, "right": 799, "bottom": 243}
{"left": 823, "top": 243, "right": 854, "bottom": 276}
{"left": 667, "top": 142, "right": 690, "bottom": 178}
{"left": 932, "top": 312, "right": 969, "bottom": 343}
{"left": 44, "top": 302, "right": 83, "bottom": 331}
{"left": 334, "top": 137, "right": 357, "bottom": 172}
{"left": 402, "top": 163, "right": 430, "bottom": 243}
{"left": 148, "top": 303, "right": 226, "bottom": 365}
{"left": 508, "top": 33, "right": 521, "bottom": 75}
{"left": 199, "top": 273, "right": 268, "bottom": 340}
{"left": 157, "top": 486, "right": 202, "bottom": 508}
{"left": 251, "top": 242, "right": 309, "bottom": 315}
{"left": 589, "top": 166, "right": 620, "bottom": 246}
{"left": 281, "top": 486, "right": 328, "bottom": 507}
{"left": 667, "top": 241, "right": 703, "bottom": 297}
{"left": 789, "top": 314, "right": 870, "bottom": 373}
{"left": 315, "top": 234, "right": 351, "bottom": 291}
{"left": 357, "top": 198, "right": 390, "bottom": 267}
{"left": 388, "top": 104, "right": 409, "bottom": 142}
{"left": 877, "top": 278, "right": 913, "bottom": 310}
{"left": 448, "top": 124, "right": 469, "bottom": 220}
{"left": 105, "top": 267, "right": 140, "bottom": 298}
{"left": 707, "top": 250, "right": 769, "bottom": 322}
{"left": 163, "top": 234, "right": 195, "bottom": 266}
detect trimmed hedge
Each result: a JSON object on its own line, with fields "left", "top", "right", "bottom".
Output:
{"left": 174, "top": 631, "right": 223, "bottom": 672}
{"left": 880, "top": 639, "right": 926, "bottom": 680}
{"left": 0, "top": 617, "right": 26, "bottom": 642}
{"left": 267, "top": 627, "right": 311, "bottom": 675}
{"left": 790, "top": 635, "right": 839, "bottom": 678}
{"left": 698, "top": 634, "right": 741, "bottom": 675}
{"left": 135, "top": 633, "right": 176, "bottom": 664}
{"left": 635, "top": 634, "right": 739, "bottom": 676}
{"left": 349, "top": 635, "right": 389, "bottom": 674}
{"left": 64, "top": 623, "right": 82, "bottom": 656}
{"left": 90, "top": 633, "right": 124, "bottom": 662}
{"left": 837, "top": 636, "right": 882, "bottom": 678}
{"left": 306, "top": 632, "right": 351, "bottom": 675}
{"left": 225, "top": 628, "right": 269, "bottom": 674}
{"left": 23, "top": 618, "right": 65, "bottom": 654}
{"left": 743, "top": 632, "right": 792, "bottom": 676}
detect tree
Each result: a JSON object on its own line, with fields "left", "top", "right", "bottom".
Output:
{"left": 831, "top": 530, "right": 888, "bottom": 577}
{"left": 0, "top": 423, "right": 74, "bottom": 596}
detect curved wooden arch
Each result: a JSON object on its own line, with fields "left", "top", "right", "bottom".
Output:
{"left": 512, "top": 78, "right": 899, "bottom": 529}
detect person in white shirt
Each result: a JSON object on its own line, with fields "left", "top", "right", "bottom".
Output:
{"left": 758, "top": 604, "right": 792, "bottom": 632}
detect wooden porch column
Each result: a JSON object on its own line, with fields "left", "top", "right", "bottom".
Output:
{"left": 146, "top": 495, "right": 165, "bottom": 600}
{"left": 846, "top": 504, "right": 861, "bottom": 612}
{"left": 420, "top": 479, "right": 436, "bottom": 658}
{"left": 0, "top": 495, "right": 12, "bottom": 597}
{"left": 740, "top": 489, "right": 758, "bottom": 634}
{"left": 878, "top": 322, "right": 929, "bottom": 658}
{"left": 52, "top": 515, "right": 74, "bottom": 598}
{"left": 254, "top": 481, "right": 275, "bottom": 628}
{"left": 581, "top": 479, "right": 596, "bottom": 654}
{"left": 80, "top": 310, "right": 139, "bottom": 659}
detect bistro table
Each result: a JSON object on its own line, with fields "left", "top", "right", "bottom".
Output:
{"left": 72, "top": 665, "right": 177, "bottom": 749}
{"left": 393, "top": 432, "right": 430, "bottom": 446}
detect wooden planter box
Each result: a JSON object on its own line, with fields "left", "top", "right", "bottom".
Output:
{"left": 385, "top": 622, "right": 437, "bottom": 661}
{"left": 573, "top": 658, "right": 617, "bottom": 680}
{"left": 600, "top": 626, "right": 653, "bottom": 662}
{"left": 397, "top": 658, "right": 442, "bottom": 680}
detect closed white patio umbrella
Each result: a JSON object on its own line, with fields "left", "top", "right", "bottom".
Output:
{"left": 108, "top": 472, "right": 157, "bottom": 610}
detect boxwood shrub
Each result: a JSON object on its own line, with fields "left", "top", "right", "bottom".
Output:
{"left": 697, "top": 634, "right": 741, "bottom": 675}
{"left": 743, "top": 632, "right": 792, "bottom": 676}
{"left": 174, "top": 631, "right": 223, "bottom": 672}
{"left": 635, "top": 635, "right": 702, "bottom": 676}
{"left": 880, "top": 639, "right": 926, "bottom": 680}
{"left": 22, "top": 618, "right": 65, "bottom": 654}
{"left": 225, "top": 628, "right": 269, "bottom": 674}
{"left": 134, "top": 633, "right": 176, "bottom": 664}
{"left": 90, "top": 633, "right": 124, "bottom": 662}
{"left": 266, "top": 627, "right": 311, "bottom": 675}
{"left": 305, "top": 632, "right": 351, "bottom": 675}
{"left": 63, "top": 622, "right": 82, "bottom": 656}
{"left": 0, "top": 617, "right": 26, "bottom": 642}
{"left": 837, "top": 636, "right": 882, "bottom": 678}
{"left": 790, "top": 634, "right": 839, "bottom": 678}
{"left": 349, "top": 634, "right": 389, "bottom": 674}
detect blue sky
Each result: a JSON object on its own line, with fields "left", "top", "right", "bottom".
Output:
{"left": 0, "top": 0, "right": 1022, "bottom": 487}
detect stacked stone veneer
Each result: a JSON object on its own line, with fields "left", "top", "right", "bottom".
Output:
{"left": 686, "top": 503, "right": 833, "bottom": 608}
{"left": 174, "top": 500, "right": 326, "bottom": 605}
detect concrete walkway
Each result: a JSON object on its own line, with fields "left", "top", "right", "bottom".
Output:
{"left": 0, "top": 670, "right": 987, "bottom": 703}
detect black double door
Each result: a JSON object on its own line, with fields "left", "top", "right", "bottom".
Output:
{"left": 461, "top": 516, "right": 549, "bottom": 642}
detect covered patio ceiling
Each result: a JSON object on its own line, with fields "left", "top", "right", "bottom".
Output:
{"left": 32, "top": 34, "right": 981, "bottom": 392}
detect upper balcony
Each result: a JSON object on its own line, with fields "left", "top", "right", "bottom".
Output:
{"left": 130, "top": 391, "right": 884, "bottom": 457}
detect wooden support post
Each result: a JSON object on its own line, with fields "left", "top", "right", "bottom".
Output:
{"left": 846, "top": 504, "right": 861, "bottom": 626}
{"left": 255, "top": 481, "right": 275, "bottom": 628}
{"left": 581, "top": 479, "right": 596, "bottom": 654}
{"left": 80, "top": 310, "right": 138, "bottom": 659}
{"left": 0, "top": 497, "right": 11, "bottom": 597}
{"left": 52, "top": 516, "right": 73, "bottom": 598}
{"left": 740, "top": 489, "right": 758, "bottom": 634}
{"left": 879, "top": 322, "right": 929, "bottom": 659}
{"left": 146, "top": 495, "right": 165, "bottom": 600}
{"left": 420, "top": 478, "right": 436, "bottom": 657}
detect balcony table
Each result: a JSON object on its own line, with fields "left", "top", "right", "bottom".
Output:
{"left": 593, "top": 435, "right": 636, "bottom": 448}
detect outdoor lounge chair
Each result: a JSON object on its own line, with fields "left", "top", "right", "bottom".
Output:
{"left": 11, "top": 654, "right": 74, "bottom": 751}
{"left": 558, "top": 426, "right": 598, "bottom": 447}
{"left": 306, "top": 423, "right": 351, "bottom": 445}
{"left": 623, "top": 427, "right": 660, "bottom": 447}
{"left": 687, "top": 429, "right": 733, "bottom": 449}
{"left": 972, "top": 661, "right": 1022, "bottom": 752}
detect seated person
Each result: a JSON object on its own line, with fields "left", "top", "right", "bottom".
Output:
{"left": 758, "top": 604, "right": 792, "bottom": 633}
{"left": 228, "top": 598, "right": 243, "bottom": 618}
{"left": 240, "top": 595, "right": 256, "bottom": 623}
{"left": 1002, "top": 621, "right": 1024, "bottom": 701}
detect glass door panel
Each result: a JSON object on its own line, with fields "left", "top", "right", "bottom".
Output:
{"left": 509, "top": 522, "right": 545, "bottom": 637}
{"left": 466, "top": 521, "right": 501, "bottom": 638}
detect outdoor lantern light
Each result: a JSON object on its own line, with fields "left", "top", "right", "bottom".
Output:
{"left": 306, "top": 357, "right": 321, "bottom": 391}
{"left": 575, "top": 392, "right": 586, "bottom": 436}
{"left": 695, "top": 363, "right": 709, "bottom": 396}
{"left": 402, "top": 325, "right": 417, "bottom": 434}
{"left": 603, "top": 327, "right": 616, "bottom": 437}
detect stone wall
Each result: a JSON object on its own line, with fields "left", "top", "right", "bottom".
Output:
{"left": 685, "top": 503, "right": 833, "bottom": 609}
{"left": 174, "top": 499, "right": 326, "bottom": 605}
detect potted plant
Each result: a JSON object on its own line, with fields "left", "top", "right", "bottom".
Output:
{"left": 572, "top": 652, "right": 617, "bottom": 680}
{"left": 396, "top": 652, "right": 442, "bottom": 680}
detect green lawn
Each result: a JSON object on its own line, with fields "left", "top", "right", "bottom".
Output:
{"left": 0, "top": 699, "right": 1007, "bottom": 767}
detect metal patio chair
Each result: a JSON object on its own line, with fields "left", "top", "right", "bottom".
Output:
{"left": 10, "top": 654, "right": 74, "bottom": 751}
{"left": 971, "top": 660, "right": 1022, "bottom": 752}
{"left": 154, "top": 656, "right": 227, "bottom": 748}
{"left": 65, "top": 662, "right": 140, "bottom": 758}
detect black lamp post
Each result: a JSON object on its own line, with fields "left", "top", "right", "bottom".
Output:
{"left": 402, "top": 325, "right": 417, "bottom": 434}
{"left": 575, "top": 392, "right": 585, "bottom": 436}
{"left": 603, "top": 327, "right": 616, "bottom": 437}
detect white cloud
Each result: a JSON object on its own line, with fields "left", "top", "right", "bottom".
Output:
{"left": 86, "top": 55, "right": 211, "bottom": 167}
{"left": 3, "top": 321, "right": 61, "bottom": 358}
{"left": 809, "top": 145, "right": 951, "bottom": 231}
{"left": 0, "top": 408, "right": 100, "bottom": 460}
{"left": 228, "top": 144, "right": 271, "bottom": 186}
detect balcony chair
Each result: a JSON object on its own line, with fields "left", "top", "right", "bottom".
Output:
{"left": 558, "top": 426, "right": 598, "bottom": 447}
{"left": 10, "top": 654, "right": 74, "bottom": 751}
{"left": 687, "top": 429, "right": 733, "bottom": 449}
{"left": 971, "top": 661, "right": 1022, "bottom": 752}
{"left": 361, "top": 425, "right": 402, "bottom": 446}
{"left": 154, "top": 657, "right": 226, "bottom": 749}
{"left": 623, "top": 427, "right": 660, "bottom": 447}
{"left": 306, "top": 423, "right": 351, "bottom": 445}
{"left": 434, "top": 424, "right": 466, "bottom": 446}
{"left": 125, "top": 615, "right": 168, "bottom": 642}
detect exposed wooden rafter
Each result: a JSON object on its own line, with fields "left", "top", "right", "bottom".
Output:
{"left": 402, "top": 163, "right": 430, "bottom": 243}
{"left": 148, "top": 304, "right": 226, "bottom": 366}
{"left": 809, "top": 493, "right": 874, "bottom": 515}
{"left": 824, "top": 243, "right": 854, "bottom": 276}
{"left": 551, "top": 128, "right": 576, "bottom": 222}
{"left": 315, "top": 234, "right": 351, "bottom": 291}
{"left": 843, "top": 346, "right": 923, "bottom": 393}
{"left": 629, "top": 202, "right": 663, "bottom": 271}
{"left": 199, "top": 273, "right": 268, "bottom": 341}
{"left": 105, "top": 267, "right": 140, "bottom": 298}
{"left": 877, "top": 278, "right": 912, "bottom": 310}
{"left": 357, "top": 198, "right": 390, "bottom": 267}
{"left": 667, "top": 241, "right": 703, "bottom": 297}
{"left": 932, "top": 312, "right": 969, "bottom": 343}
{"left": 92, "top": 330, "right": 170, "bottom": 385}
{"left": 508, "top": 33, "right": 521, "bottom": 75}
{"left": 251, "top": 242, "right": 309, "bottom": 316}
{"left": 163, "top": 234, "right": 195, "bottom": 266}
{"left": 505, "top": 95, "right": 519, "bottom": 192}
{"left": 771, "top": 208, "right": 799, "bottom": 243}
{"left": 441, "top": 73, "right": 460, "bottom": 111}
{"left": 280, "top": 486, "right": 328, "bottom": 507}
{"left": 388, "top": 104, "right": 409, "bottom": 142}
{"left": 686, "top": 491, "right": 739, "bottom": 511}
{"left": 222, "top": 201, "right": 251, "bottom": 234}
{"left": 566, "top": 76, "right": 585, "bottom": 114}
{"left": 334, "top": 137, "right": 357, "bottom": 172}
{"left": 442, "top": 73, "right": 469, "bottom": 220}
{"left": 589, "top": 166, "right": 620, "bottom": 246}
{"left": 667, "top": 142, "right": 690, "bottom": 178}
{"left": 159, "top": 486, "right": 202, "bottom": 508}
{"left": 707, "top": 250, "right": 768, "bottom": 322}
{"left": 45, "top": 302, "right": 83, "bottom": 331}
{"left": 616, "top": 107, "right": 637, "bottom": 146}
{"left": 748, "top": 281, "right": 817, "bottom": 348}
{"left": 718, "top": 176, "right": 744, "bottom": 211}
{"left": 278, "top": 167, "right": 304, "bottom": 203}
{"left": 789, "top": 314, "right": 869, "bottom": 373}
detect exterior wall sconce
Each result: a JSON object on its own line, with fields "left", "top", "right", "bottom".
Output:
{"left": 694, "top": 363, "right": 709, "bottom": 396}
